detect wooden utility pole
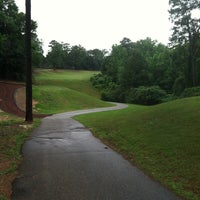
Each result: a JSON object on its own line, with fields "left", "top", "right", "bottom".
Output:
{"left": 25, "top": 0, "right": 33, "bottom": 122}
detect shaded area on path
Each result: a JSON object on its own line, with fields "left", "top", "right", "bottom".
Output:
{"left": 11, "top": 104, "right": 181, "bottom": 200}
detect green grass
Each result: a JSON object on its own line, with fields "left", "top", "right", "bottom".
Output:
{"left": 0, "top": 112, "right": 39, "bottom": 199}
{"left": 33, "top": 69, "right": 111, "bottom": 114}
{"left": 34, "top": 69, "right": 100, "bottom": 97}
{"left": 75, "top": 97, "right": 200, "bottom": 200}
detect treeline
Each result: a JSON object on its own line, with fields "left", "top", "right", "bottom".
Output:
{"left": 91, "top": 37, "right": 199, "bottom": 104}
{"left": 91, "top": 0, "right": 200, "bottom": 105}
{"left": 43, "top": 40, "right": 107, "bottom": 70}
{"left": 1, "top": 0, "right": 200, "bottom": 106}
{"left": 0, "top": 0, "right": 44, "bottom": 81}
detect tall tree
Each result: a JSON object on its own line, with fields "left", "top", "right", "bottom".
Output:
{"left": 68, "top": 45, "right": 87, "bottom": 69}
{"left": 169, "top": 0, "right": 200, "bottom": 86}
{"left": 0, "top": 0, "right": 25, "bottom": 80}
{"left": 0, "top": 0, "right": 42, "bottom": 80}
{"left": 87, "top": 49, "right": 106, "bottom": 70}
{"left": 46, "top": 40, "right": 68, "bottom": 69}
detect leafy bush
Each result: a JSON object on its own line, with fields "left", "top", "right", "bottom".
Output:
{"left": 181, "top": 86, "right": 200, "bottom": 97}
{"left": 126, "top": 86, "right": 167, "bottom": 105}
{"left": 101, "top": 83, "right": 125, "bottom": 102}
{"left": 90, "top": 73, "right": 112, "bottom": 90}
{"left": 173, "top": 76, "right": 186, "bottom": 96}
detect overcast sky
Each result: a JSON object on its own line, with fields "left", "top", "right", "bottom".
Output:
{"left": 15, "top": 0, "right": 172, "bottom": 54}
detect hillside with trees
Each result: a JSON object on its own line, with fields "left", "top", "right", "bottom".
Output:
{"left": 0, "top": 0, "right": 199, "bottom": 104}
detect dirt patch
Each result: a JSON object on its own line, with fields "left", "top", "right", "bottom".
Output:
{"left": 0, "top": 114, "right": 9, "bottom": 121}
{"left": 14, "top": 87, "right": 39, "bottom": 112}
{"left": 0, "top": 81, "right": 25, "bottom": 117}
{"left": 14, "top": 87, "right": 26, "bottom": 111}
{"left": 0, "top": 159, "right": 17, "bottom": 199}
{"left": 0, "top": 81, "right": 50, "bottom": 118}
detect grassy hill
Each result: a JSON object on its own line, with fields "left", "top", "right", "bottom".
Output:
{"left": 75, "top": 97, "right": 200, "bottom": 200}
{"left": 33, "top": 69, "right": 111, "bottom": 114}
{"left": 1, "top": 69, "right": 199, "bottom": 199}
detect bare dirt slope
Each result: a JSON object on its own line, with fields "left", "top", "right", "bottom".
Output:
{"left": 0, "top": 81, "right": 49, "bottom": 118}
{"left": 0, "top": 81, "right": 25, "bottom": 117}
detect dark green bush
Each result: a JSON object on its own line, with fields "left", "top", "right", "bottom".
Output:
{"left": 181, "top": 87, "right": 200, "bottom": 97}
{"left": 173, "top": 76, "right": 186, "bottom": 96}
{"left": 101, "top": 83, "right": 125, "bottom": 102}
{"left": 126, "top": 86, "right": 167, "bottom": 105}
{"left": 90, "top": 73, "right": 112, "bottom": 90}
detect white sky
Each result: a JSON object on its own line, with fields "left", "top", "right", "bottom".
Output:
{"left": 15, "top": 0, "right": 172, "bottom": 54}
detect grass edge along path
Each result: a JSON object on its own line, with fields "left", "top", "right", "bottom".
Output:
{"left": 0, "top": 112, "right": 40, "bottom": 200}
{"left": 75, "top": 97, "right": 200, "bottom": 200}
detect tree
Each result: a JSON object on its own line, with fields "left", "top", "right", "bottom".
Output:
{"left": 91, "top": 37, "right": 176, "bottom": 103}
{"left": 68, "top": 45, "right": 87, "bottom": 69}
{"left": 169, "top": 0, "right": 200, "bottom": 87}
{"left": 46, "top": 40, "right": 69, "bottom": 69}
{"left": 32, "top": 35, "right": 44, "bottom": 67}
{"left": 87, "top": 49, "right": 106, "bottom": 70}
{"left": 0, "top": 0, "right": 43, "bottom": 80}
{"left": 0, "top": 0, "right": 25, "bottom": 80}
{"left": 120, "top": 50, "right": 149, "bottom": 89}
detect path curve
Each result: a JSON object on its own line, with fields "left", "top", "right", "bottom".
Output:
{"left": 52, "top": 102, "right": 128, "bottom": 119}
{"left": 11, "top": 103, "right": 180, "bottom": 200}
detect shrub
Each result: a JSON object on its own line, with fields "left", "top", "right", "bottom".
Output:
{"left": 173, "top": 76, "right": 186, "bottom": 96}
{"left": 181, "top": 86, "right": 200, "bottom": 97}
{"left": 101, "top": 83, "right": 125, "bottom": 102}
{"left": 90, "top": 73, "right": 112, "bottom": 90}
{"left": 126, "top": 86, "right": 167, "bottom": 105}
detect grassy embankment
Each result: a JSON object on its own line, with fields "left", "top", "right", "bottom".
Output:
{"left": 75, "top": 97, "right": 200, "bottom": 200}
{"left": 0, "top": 69, "right": 110, "bottom": 199}
{"left": 1, "top": 69, "right": 199, "bottom": 200}
{"left": 33, "top": 69, "right": 111, "bottom": 114}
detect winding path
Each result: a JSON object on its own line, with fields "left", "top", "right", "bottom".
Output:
{"left": 11, "top": 104, "right": 181, "bottom": 200}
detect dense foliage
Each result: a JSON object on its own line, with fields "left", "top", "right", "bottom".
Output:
{"left": 44, "top": 40, "right": 107, "bottom": 70}
{"left": 169, "top": 0, "right": 200, "bottom": 87}
{"left": 91, "top": 34, "right": 200, "bottom": 104}
{"left": 0, "top": 0, "right": 44, "bottom": 81}
{"left": 90, "top": 0, "right": 200, "bottom": 105}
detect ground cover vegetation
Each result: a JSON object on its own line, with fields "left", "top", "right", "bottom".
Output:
{"left": 0, "top": 112, "right": 39, "bottom": 199}
{"left": 75, "top": 96, "right": 200, "bottom": 200}
{"left": 33, "top": 70, "right": 111, "bottom": 114}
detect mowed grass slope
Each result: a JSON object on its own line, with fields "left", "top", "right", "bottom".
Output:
{"left": 75, "top": 97, "right": 200, "bottom": 200}
{"left": 33, "top": 70, "right": 111, "bottom": 114}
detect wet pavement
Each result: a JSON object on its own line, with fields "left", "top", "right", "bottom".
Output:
{"left": 11, "top": 103, "right": 181, "bottom": 200}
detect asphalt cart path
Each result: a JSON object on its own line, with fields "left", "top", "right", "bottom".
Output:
{"left": 11, "top": 103, "right": 181, "bottom": 200}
